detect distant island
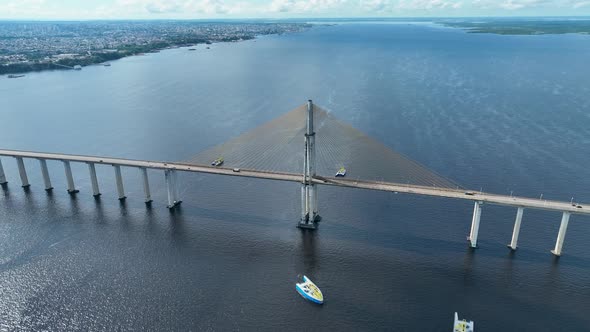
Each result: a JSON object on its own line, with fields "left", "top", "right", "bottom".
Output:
{"left": 0, "top": 21, "right": 312, "bottom": 75}
{"left": 441, "top": 19, "right": 590, "bottom": 35}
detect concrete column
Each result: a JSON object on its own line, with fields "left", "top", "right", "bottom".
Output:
{"left": 0, "top": 157, "right": 7, "bottom": 185}
{"left": 314, "top": 185, "right": 319, "bottom": 218}
{"left": 306, "top": 100, "right": 314, "bottom": 137}
{"left": 300, "top": 184, "right": 307, "bottom": 221}
{"left": 170, "top": 170, "right": 176, "bottom": 203}
{"left": 507, "top": 207, "right": 524, "bottom": 250}
{"left": 301, "top": 141, "right": 308, "bottom": 222}
{"left": 468, "top": 201, "right": 482, "bottom": 248}
{"left": 172, "top": 170, "right": 181, "bottom": 205}
{"left": 141, "top": 168, "right": 152, "bottom": 203}
{"left": 39, "top": 159, "right": 53, "bottom": 191}
{"left": 551, "top": 212, "right": 571, "bottom": 256}
{"left": 309, "top": 102, "right": 319, "bottom": 222}
{"left": 308, "top": 185, "right": 319, "bottom": 222}
{"left": 16, "top": 157, "right": 30, "bottom": 188}
{"left": 165, "top": 169, "right": 175, "bottom": 208}
{"left": 308, "top": 101, "right": 316, "bottom": 180}
{"left": 88, "top": 163, "right": 101, "bottom": 197}
{"left": 63, "top": 160, "right": 78, "bottom": 193}
{"left": 308, "top": 185, "right": 316, "bottom": 221}
{"left": 114, "top": 165, "right": 126, "bottom": 200}
{"left": 302, "top": 133, "right": 308, "bottom": 181}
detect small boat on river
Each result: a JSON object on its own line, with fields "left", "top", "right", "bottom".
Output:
{"left": 295, "top": 275, "right": 323, "bottom": 304}
{"left": 453, "top": 312, "right": 474, "bottom": 332}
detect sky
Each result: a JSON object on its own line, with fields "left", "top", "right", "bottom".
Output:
{"left": 1, "top": 0, "right": 590, "bottom": 20}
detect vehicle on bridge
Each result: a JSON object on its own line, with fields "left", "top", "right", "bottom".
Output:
{"left": 211, "top": 157, "right": 224, "bottom": 166}
{"left": 335, "top": 167, "right": 346, "bottom": 177}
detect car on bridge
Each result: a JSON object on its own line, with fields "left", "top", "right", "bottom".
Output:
{"left": 211, "top": 157, "right": 224, "bottom": 166}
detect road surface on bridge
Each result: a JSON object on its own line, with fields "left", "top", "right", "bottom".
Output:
{"left": 0, "top": 149, "right": 588, "bottom": 215}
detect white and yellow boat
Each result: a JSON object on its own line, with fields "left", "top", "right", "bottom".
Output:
{"left": 296, "top": 276, "right": 324, "bottom": 304}
{"left": 453, "top": 312, "right": 474, "bottom": 332}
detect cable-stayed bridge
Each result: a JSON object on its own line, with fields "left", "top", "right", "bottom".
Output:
{"left": 0, "top": 101, "right": 587, "bottom": 257}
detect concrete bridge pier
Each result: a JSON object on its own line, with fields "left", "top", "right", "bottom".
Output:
{"left": 309, "top": 185, "right": 319, "bottom": 221}
{"left": 141, "top": 168, "right": 152, "bottom": 203}
{"left": 173, "top": 170, "right": 181, "bottom": 205}
{"left": 313, "top": 185, "right": 319, "bottom": 221}
{"left": 308, "top": 185, "right": 316, "bottom": 219}
{"left": 300, "top": 184, "right": 308, "bottom": 222}
{"left": 507, "top": 207, "right": 524, "bottom": 250}
{"left": 16, "top": 157, "right": 30, "bottom": 188}
{"left": 551, "top": 212, "right": 570, "bottom": 256}
{"left": 39, "top": 159, "right": 53, "bottom": 191}
{"left": 0, "top": 158, "right": 6, "bottom": 185}
{"left": 63, "top": 160, "right": 79, "bottom": 194}
{"left": 165, "top": 169, "right": 181, "bottom": 208}
{"left": 165, "top": 170, "right": 174, "bottom": 208}
{"left": 114, "top": 165, "right": 126, "bottom": 201}
{"left": 468, "top": 201, "right": 483, "bottom": 248}
{"left": 88, "top": 163, "right": 101, "bottom": 197}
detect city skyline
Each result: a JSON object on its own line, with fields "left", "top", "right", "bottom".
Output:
{"left": 1, "top": 0, "right": 590, "bottom": 20}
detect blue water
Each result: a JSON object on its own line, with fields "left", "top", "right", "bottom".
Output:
{"left": 1, "top": 23, "right": 590, "bottom": 331}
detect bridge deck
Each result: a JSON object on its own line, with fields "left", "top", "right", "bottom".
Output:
{"left": 0, "top": 149, "right": 588, "bottom": 215}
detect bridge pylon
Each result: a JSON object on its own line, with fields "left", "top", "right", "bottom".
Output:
{"left": 299, "top": 100, "right": 321, "bottom": 229}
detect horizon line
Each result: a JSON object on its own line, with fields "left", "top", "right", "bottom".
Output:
{"left": 1, "top": 15, "right": 590, "bottom": 22}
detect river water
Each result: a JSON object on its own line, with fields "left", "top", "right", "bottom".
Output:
{"left": 1, "top": 23, "right": 590, "bottom": 331}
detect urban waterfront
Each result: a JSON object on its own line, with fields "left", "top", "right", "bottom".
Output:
{"left": 0, "top": 21, "right": 311, "bottom": 74}
{"left": 1, "top": 23, "right": 590, "bottom": 331}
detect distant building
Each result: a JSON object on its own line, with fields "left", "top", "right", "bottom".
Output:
{"left": 53, "top": 54, "right": 79, "bottom": 59}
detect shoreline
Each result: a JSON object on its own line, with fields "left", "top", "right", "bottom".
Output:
{"left": 1, "top": 25, "right": 312, "bottom": 76}
{"left": 438, "top": 19, "right": 590, "bottom": 35}
{"left": 2, "top": 37, "right": 247, "bottom": 76}
{"left": 2, "top": 39, "right": 226, "bottom": 76}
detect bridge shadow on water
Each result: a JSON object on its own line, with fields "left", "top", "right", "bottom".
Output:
{"left": 174, "top": 200, "right": 289, "bottom": 230}
{"left": 323, "top": 215, "right": 590, "bottom": 270}
{"left": 4, "top": 182, "right": 589, "bottom": 271}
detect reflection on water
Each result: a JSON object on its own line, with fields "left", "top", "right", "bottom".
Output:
{"left": 300, "top": 230, "right": 319, "bottom": 277}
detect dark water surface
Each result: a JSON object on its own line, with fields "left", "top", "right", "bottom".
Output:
{"left": 1, "top": 23, "right": 590, "bottom": 331}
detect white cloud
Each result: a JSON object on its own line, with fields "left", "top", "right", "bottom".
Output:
{"left": 112, "top": 0, "right": 233, "bottom": 15}
{"left": 1, "top": 0, "right": 590, "bottom": 19}
{"left": 396, "top": 0, "right": 463, "bottom": 10}
{"left": 268, "top": 0, "right": 348, "bottom": 13}
{"left": 572, "top": 1, "right": 590, "bottom": 8}
{"left": 499, "top": 0, "right": 534, "bottom": 10}
{"left": 472, "top": 0, "right": 553, "bottom": 10}
{"left": 360, "top": 0, "right": 390, "bottom": 11}
{"left": 145, "top": 1, "right": 183, "bottom": 13}
{"left": 0, "top": 0, "right": 47, "bottom": 16}
{"left": 360, "top": 0, "right": 463, "bottom": 12}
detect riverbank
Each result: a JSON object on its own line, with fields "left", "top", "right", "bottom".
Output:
{"left": 440, "top": 19, "right": 590, "bottom": 35}
{"left": 0, "top": 21, "right": 312, "bottom": 76}
{"left": 2, "top": 38, "right": 217, "bottom": 75}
